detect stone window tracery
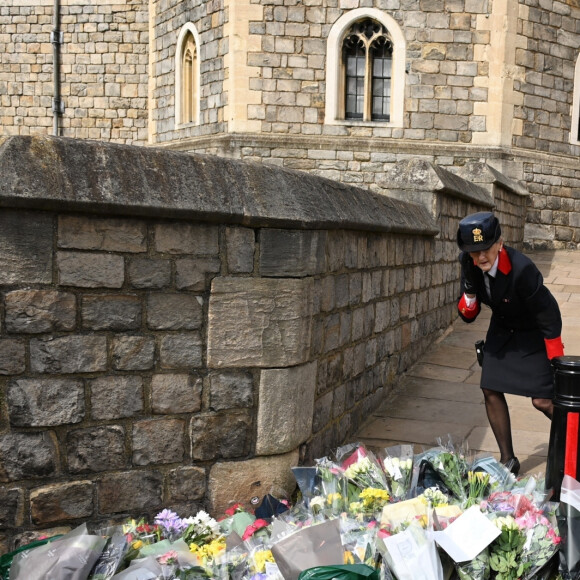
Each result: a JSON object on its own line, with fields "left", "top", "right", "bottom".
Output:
{"left": 325, "top": 8, "right": 405, "bottom": 128}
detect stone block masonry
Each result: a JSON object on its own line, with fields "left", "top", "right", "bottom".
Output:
{"left": 0, "top": 136, "right": 523, "bottom": 550}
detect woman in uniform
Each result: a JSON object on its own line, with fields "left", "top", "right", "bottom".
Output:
{"left": 457, "top": 211, "right": 564, "bottom": 475}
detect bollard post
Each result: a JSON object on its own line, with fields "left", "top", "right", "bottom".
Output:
{"left": 545, "top": 356, "right": 580, "bottom": 501}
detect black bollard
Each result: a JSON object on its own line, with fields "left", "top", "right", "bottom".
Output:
{"left": 545, "top": 356, "right": 580, "bottom": 501}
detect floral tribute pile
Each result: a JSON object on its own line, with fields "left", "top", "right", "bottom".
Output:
{"left": 1, "top": 438, "right": 571, "bottom": 580}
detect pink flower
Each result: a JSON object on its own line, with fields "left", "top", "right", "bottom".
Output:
{"left": 547, "top": 528, "right": 561, "bottom": 545}
{"left": 158, "top": 550, "right": 178, "bottom": 565}
{"left": 242, "top": 519, "right": 269, "bottom": 541}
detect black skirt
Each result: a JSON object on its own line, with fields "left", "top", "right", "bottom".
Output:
{"left": 480, "top": 326, "right": 554, "bottom": 399}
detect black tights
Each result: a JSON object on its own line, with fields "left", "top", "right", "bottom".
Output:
{"left": 482, "top": 388, "right": 553, "bottom": 463}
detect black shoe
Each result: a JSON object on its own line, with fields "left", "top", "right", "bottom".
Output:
{"left": 503, "top": 457, "right": 520, "bottom": 476}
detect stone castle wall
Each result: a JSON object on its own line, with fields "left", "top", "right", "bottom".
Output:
{"left": 0, "top": 135, "right": 526, "bottom": 550}
{"left": 0, "top": 0, "right": 149, "bottom": 143}
{"left": 1, "top": 0, "right": 579, "bottom": 249}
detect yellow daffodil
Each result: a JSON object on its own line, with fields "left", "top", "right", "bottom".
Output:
{"left": 253, "top": 549, "right": 275, "bottom": 573}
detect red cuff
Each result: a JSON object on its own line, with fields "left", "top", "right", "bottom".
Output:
{"left": 545, "top": 336, "right": 564, "bottom": 360}
{"left": 458, "top": 294, "right": 480, "bottom": 320}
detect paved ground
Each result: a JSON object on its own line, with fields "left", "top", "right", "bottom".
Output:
{"left": 355, "top": 250, "right": 580, "bottom": 478}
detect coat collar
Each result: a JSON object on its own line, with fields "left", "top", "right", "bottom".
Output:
{"left": 498, "top": 247, "right": 512, "bottom": 275}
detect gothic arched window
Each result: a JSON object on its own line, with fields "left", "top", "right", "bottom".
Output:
{"left": 325, "top": 8, "right": 405, "bottom": 128}
{"left": 175, "top": 24, "right": 201, "bottom": 127}
{"left": 343, "top": 19, "right": 393, "bottom": 122}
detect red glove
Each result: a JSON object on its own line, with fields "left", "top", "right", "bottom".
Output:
{"left": 458, "top": 293, "right": 479, "bottom": 320}
{"left": 545, "top": 336, "right": 564, "bottom": 359}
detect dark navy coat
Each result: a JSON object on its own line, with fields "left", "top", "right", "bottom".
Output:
{"left": 458, "top": 246, "right": 562, "bottom": 398}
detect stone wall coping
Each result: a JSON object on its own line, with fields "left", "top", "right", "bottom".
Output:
{"left": 0, "top": 136, "right": 438, "bottom": 235}
{"left": 468, "top": 162, "right": 529, "bottom": 197}
{"left": 378, "top": 158, "right": 494, "bottom": 207}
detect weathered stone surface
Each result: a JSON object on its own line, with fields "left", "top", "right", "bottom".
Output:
{"left": 0, "top": 487, "right": 24, "bottom": 528}
{"left": 7, "top": 378, "right": 85, "bottom": 427}
{"left": 30, "top": 336, "right": 107, "bottom": 374}
{"left": 0, "top": 433, "right": 57, "bottom": 482}
{"left": 154, "top": 223, "right": 219, "bottom": 255}
{"left": 378, "top": 159, "right": 492, "bottom": 209}
{"left": 90, "top": 376, "right": 143, "bottom": 420}
{"left": 128, "top": 258, "right": 171, "bottom": 289}
{"left": 151, "top": 374, "right": 202, "bottom": 414}
{"left": 58, "top": 215, "right": 147, "bottom": 252}
{"left": 256, "top": 362, "right": 316, "bottom": 455}
{"left": 0, "top": 137, "right": 437, "bottom": 235}
{"left": 260, "top": 229, "right": 326, "bottom": 276}
{"left": 208, "top": 450, "right": 299, "bottom": 515}
{"left": 132, "top": 418, "right": 185, "bottom": 466}
{"left": 190, "top": 411, "right": 252, "bottom": 461}
{"left": 209, "top": 371, "right": 254, "bottom": 411}
{"left": 5, "top": 290, "right": 76, "bottom": 334}
{"left": 159, "top": 333, "right": 203, "bottom": 368}
{"left": 112, "top": 335, "right": 155, "bottom": 370}
{"left": 147, "top": 294, "right": 203, "bottom": 330}
{"left": 67, "top": 426, "right": 127, "bottom": 473}
{"left": 57, "top": 251, "right": 125, "bottom": 288}
{"left": 97, "top": 470, "right": 163, "bottom": 514}
{"left": 207, "top": 277, "right": 313, "bottom": 367}
{"left": 168, "top": 466, "right": 206, "bottom": 502}
{"left": 225, "top": 227, "right": 255, "bottom": 273}
{"left": 175, "top": 258, "right": 220, "bottom": 291}
{"left": 457, "top": 162, "right": 529, "bottom": 197}
{"left": 82, "top": 295, "right": 141, "bottom": 330}
{"left": 30, "top": 481, "right": 94, "bottom": 524}
{"left": 0, "top": 210, "right": 53, "bottom": 284}
{"left": 0, "top": 340, "right": 25, "bottom": 375}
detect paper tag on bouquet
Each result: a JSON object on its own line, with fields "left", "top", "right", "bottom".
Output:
{"left": 433, "top": 505, "right": 500, "bottom": 563}
{"left": 561, "top": 474, "right": 580, "bottom": 511}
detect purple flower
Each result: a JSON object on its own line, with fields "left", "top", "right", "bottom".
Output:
{"left": 154, "top": 509, "right": 187, "bottom": 538}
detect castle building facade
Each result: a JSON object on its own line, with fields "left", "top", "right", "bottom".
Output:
{"left": 2, "top": 0, "right": 580, "bottom": 248}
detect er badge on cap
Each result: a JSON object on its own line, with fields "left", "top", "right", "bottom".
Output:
{"left": 472, "top": 227, "right": 483, "bottom": 243}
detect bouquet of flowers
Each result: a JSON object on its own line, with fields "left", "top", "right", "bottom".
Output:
{"left": 488, "top": 515, "right": 528, "bottom": 579}
{"left": 429, "top": 442, "right": 469, "bottom": 505}
{"left": 122, "top": 518, "right": 161, "bottom": 564}
{"left": 182, "top": 510, "right": 225, "bottom": 569}
{"left": 455, "top": 547, "right": 490, "bottom": 580}
{"left": 518, "top": 504, "right": 561, "bottom": 579}
{"left": 336, "top": 443, "right": 389, "bottom": 494}
{"left": 314, "top": 456, "right": 349, "bottom": 516}
{"left": 381, "top": 445, "right": 414, "bottom": 501}
{"left": 466, "top": 471, "right": 491, "bottom": 508}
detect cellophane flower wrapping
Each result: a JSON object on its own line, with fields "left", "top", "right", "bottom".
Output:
{"left": 429, "top": 439, "right": 469, "bottom": 505}
{"left": 9, "top": 523, "right": 107, "bottom": 580}
{"left": 518, "top": 502, "right": 561, "bottom": 579}
{"left": 314, "top": 457, "right": 349, "bottom": 517}
{"left": 88, "top": 530, "right": 128, "bottom": 580}
{"left": 270, "top": 518, "right": 344, "bottom": 580}
{"left": 455, "top": 546, "right": 490, "bottom": 580}
{"left": 335, "top": 443, "right": 389, "bottom": 495}
{"left": 380, "top": 445, "right": 414, "bottom": 501}
{"left": 339, "top": 517, "right": 380, "bottom": 568}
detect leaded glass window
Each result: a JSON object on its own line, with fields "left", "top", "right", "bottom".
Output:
{"left": 342, "top": 19, "right": 393, "bottom": 122}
